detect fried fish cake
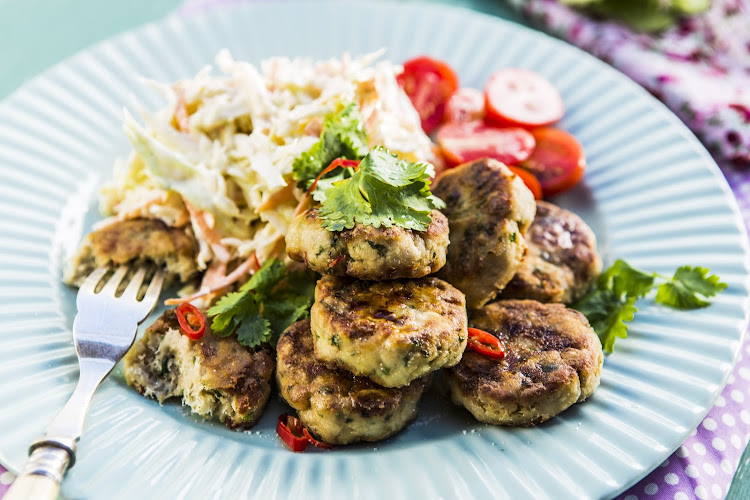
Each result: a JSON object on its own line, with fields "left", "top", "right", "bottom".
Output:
{"left": 310, "top": 275, "right": 467, "bottom": 388}
{"left": 445, "top": 300, "right": 602, "bottom": 426}
{"left": 64, "top": 218, "right": 199, "bottom": 287}
{"left": 124, "top": 309, "right": 274, "bottom": 429}
{"left": 276, "top": 319, "right": 427, "bottom": 445}
{"left": 432, "top": 158, "right": 536, "bottom": 309}
{"left": 500, "top": 201, "right": 601, "bottom": 304}
{"left": 286, "top": 208, "right": 449, "bottom": 280}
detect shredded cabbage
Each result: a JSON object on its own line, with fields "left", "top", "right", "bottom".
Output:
{"left": 101, "top": 49, "right": 436, "bottom": 270}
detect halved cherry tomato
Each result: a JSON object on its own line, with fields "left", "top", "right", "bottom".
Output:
{"left": 445, "top": 88, "right": 485, "bottom": 123}
{"left": 397, "top": 56, "right": 459, "bottom": 134}
{"left": 522, "top": 127, "right": 585, "bottom": 197}
{"left": 508, "top": 166, "right": 542, "bottom": 200}
{"left": 437, "top": 121, "right": 535, "bottom": 167}
{"left": 467, "top": 327, "right": 505, "bottom": 360}
{"left": 175, "top": 303, "right": 205, "bottom": 340}
{"left": 484, "top": 68, "right": 564, "bottom": 128}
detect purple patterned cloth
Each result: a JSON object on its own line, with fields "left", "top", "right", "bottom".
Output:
{"left": 1, "top": 1, "right": 749, "bottom": 499}
{"left": 512, "top": 1, "right": 750, "bottom": 496}
{"left": 518, "top": 0, "right": 750, "bottom": 166}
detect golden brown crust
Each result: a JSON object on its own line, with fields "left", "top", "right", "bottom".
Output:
{"left": 285, "top": 208, "right": 449, "bottom": 280}
{"left": 64, "top": 218, "right": 199, "bottom": 286}
{"left": 124, "top": 309, "right": 274, "bottom": 429}
{"left": 310, "top": 275, "right": 467, "bottom": 387}
{"left": 276, "top": 319, "right": 426, "bottom": 444}
{"left": 499, "top": 201, "right": 601, "bottom": 304}
{"left": 445, "top": 300, "right": 603, "bottom": 426}
{"left": 432, "top": 158, "right": 536, "bottom": 308}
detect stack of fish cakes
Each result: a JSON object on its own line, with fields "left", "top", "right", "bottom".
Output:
{"left": 432, "top": 158, "right": 604, "bottom": 427}
{"left": 280, "top": 207, "right": 468, "bottom": 444}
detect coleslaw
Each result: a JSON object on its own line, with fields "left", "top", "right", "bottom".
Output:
{"left": 99, "top": 49, "right": 436, "bottom": 287}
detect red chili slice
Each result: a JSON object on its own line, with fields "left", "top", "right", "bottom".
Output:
{"left": 307, "top": 158, "right": 360, "bottom": 194}
{"left": 276, "top": 414, "right": 334, "bottom": 452}
{"left": 466, "top": 327, "right": 505, "bottom": 359}
{"left": 303, "top": 427, "right": 333, "bottom": 450}
{"left": 175, "top": 303, "right": 206, "bottom": 340}
{"left": 328, "top": 254, "right": 346, "bottom": 269}
{"left": 437, "top": 120, "right": 535, "bottom": 167}
{"left": 277, "top": 414, "right": 308, "bottom": 452}
{"left": 397, "top": 56, "right": 459, "bottom": 134}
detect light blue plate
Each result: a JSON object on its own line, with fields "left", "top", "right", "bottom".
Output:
{"left": 1, "top": 2, "right": 749, "bottom": 499}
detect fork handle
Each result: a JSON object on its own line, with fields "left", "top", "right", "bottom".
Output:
{"left": 5, "top": 446, "right": 70, "bottom": 500}
{"left": 5, "top": 474, "right": 60, "bottom": 500}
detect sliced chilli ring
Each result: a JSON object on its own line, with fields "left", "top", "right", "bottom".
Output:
{"left": 277, "top": 414, "right": 308, "bottom": 452}
{"left": 303, "top": 427, "right": 333, "bottom": 450}
{"left": 277, "top": 413, "right": 334, "bottom": 451}
{"left": 466, "top": 327, "right": 505, "bottom": 359}
{"left": 175, "top": 303, "right": 206, "bottom": 340}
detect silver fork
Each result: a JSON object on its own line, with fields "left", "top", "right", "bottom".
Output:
{"left": 6, "top": 265, "right": 164, "bottom": 500}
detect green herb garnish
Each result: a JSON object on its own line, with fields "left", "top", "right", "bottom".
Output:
{"left": 292, "top": 103, "right": 369, "bottom": 190}
{"left": 207, "top": 259, "right": 318, "bottom": 348}
{"left": 316, "top": 147, "right": 445, "bottom": 232}
{"left": 575, "top": 259, "right": 727, "bottom": 353}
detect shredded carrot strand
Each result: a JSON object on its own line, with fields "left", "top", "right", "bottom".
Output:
{"left": 184, "top": 201, "right": 231, "bottom": 263}
{"left": 164, "top": 252, "right": 259, "bottom": 305}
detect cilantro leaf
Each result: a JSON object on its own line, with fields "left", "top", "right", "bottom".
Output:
{"left": 575, "top": 259, "right": 726, "bottom": 353}
{"left": 292, "top": 103, "right": 368, "bottom": 190}
{"left": 207, "top": 290, "right": 250, "bottom": 336}
{"left": 318, "top": 147, "right": 445, "bottom": 231}
{"left": 206, "top": 259, "right": 318, "bottom": 348}
{"left": 207, "top": 258, "right": 286, "bottom": 347}
{"left": 208, "top": 258, "right": 286, "bottom": 337}
{"left": 235, "top": 314, "right": 271, "bottom": 347}
{"left": 263, "top": 269, "right": 319, "bottom": 339}
{"left": 655, "top": 266, "right": 727, "bottom": 309}
{"left": 576, "top": 287, "right": 637, "bottom": 353}
{"left": 245, "top": 258, "right": 286, "bottom": 300}
{"left": 311, "top": 167, "right": 353, "bottom": 203}
{"left": 599, "top": 259, "right": 656, "bottom": 298}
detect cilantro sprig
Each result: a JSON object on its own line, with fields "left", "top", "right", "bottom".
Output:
{"left": 207, "top": 259, "right": 318, "bottom": 348}
{"left": 575, "top": 260, "right": 727, "bottom": 353}
{"left": 292, "top": 103, "right": 369, "bottom": 190}
{"left": 316, "top": 147, "right": 445, "bottom": 231}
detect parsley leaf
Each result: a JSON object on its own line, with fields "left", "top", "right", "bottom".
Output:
{"left": 207, "top": 259, "right": 317, "bottom": 348}
{"left": 318, "top": 147, "right": 445, "bottom": 231}
{"left": 292, "top": 103, "right": 368, "bottom": 190}
{"left": 655, "top": 266, "right": 727, "bottom": 309}
{"left": 575, "top": 259, "right": 726, "bottom": 353}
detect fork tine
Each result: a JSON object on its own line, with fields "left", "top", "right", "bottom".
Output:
{"left": 142, "top": 268, "right": 165, "bottom": 307}
{"left": 100, "top": 266, "right": 130, "bottom": 296}
{"left": 80, "top": 267, "right": 109, "bottom": 294}
{"left": 120, "top": 266, "right": 148, "bottom": 301}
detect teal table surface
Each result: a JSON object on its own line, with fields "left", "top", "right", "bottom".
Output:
{"left": 0, "top": 0, "right": 521, "bottom": 100}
